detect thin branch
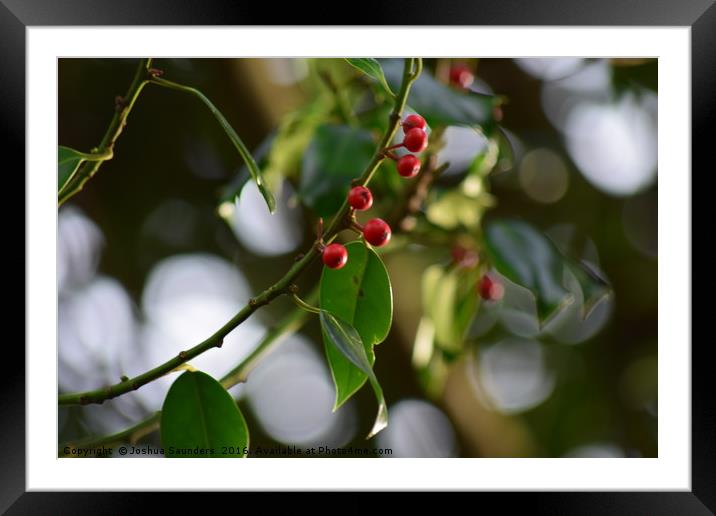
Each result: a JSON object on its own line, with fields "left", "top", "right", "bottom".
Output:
{"left": 58, "top": 58, "right": 153, "bottom": 206}
{"left": 388, "top": 158, "right": 450, "bottom": 231}
{"left": 322, "top": 58, "right": 421, "bottom": 237}
{"left": 60, "top": 288, "right": 317, "bottom": 454}
{"left": 58, "top": 58, "right": 422, "bottom": 408}
{"left": 59, "top": 256, "right": 299, "bottom": 406}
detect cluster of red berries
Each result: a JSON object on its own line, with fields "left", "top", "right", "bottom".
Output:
{"left": 347, "top": 186, "right": 391, "bottom": 249}
{"left": 322, "top": 114, "right": 431, "bottom": 270}
{"left": 384, "top": 114, "right": 429, "bottom": 178}
{"left": 321, "top": 187, "right": 392, "bottom": 270}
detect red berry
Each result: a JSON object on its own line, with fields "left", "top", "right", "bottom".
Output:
{"left": 449, "top": 64, "right": 474, "bottom": 89}
{"left": 348, "top": 186, "right": 373, "bottom": 211}
{"left": 402, "top": 114, "right": 426, "bottom": 133}
{"left": 322, "top": 243, "right": 348, "bottom": 269}
{"left": 363, "top": 218, "right": 392, "bottom": 247}
{"left": 478, "top": 274, "right": 504, "bottom": 301}
{"left": 403, "top": 128, "right": 428, "bottom": 153}
{"left": 396, "top": 154, "right": 421, "bottom": 178}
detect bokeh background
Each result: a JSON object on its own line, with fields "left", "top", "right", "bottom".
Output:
{"left": 58, "top": 58, "right": 657, "bottom": 458}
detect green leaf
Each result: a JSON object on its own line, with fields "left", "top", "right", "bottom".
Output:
{"left": 565, "top": 258, "right": 612, "bottom": 319}
{"left": 426, "top": 190, "right": 485, "bottom": 230}
{"left": 421, "top": 264, "right": 480, "bottom": 354}
{"left": 382, "top": 59, "right": 498, "bottom": 129}
{"left": 160, "top": 370, "right": 249, "bottom": 457}
{"left": 345, "top": 58, "right": 395, "bottom": 97}
{"left": 58, "top": 146, "right": 87, "bottom": 193}
{"left": 320, "top": 241, "right": 392, "bottom": 410}
{"left": 261, "top": 93, "right": 334, "bottom": 189}
{"left": 412, "top": 316, "right": 436, "bottom": 369}
{"left": 485, "top": 219, "right": 575, "bottom": 325}
{"left": 300, "top": 124, "right": 375, "bottom": 216}
{"left": 320, "top": 310, "right": 388, "bottom": 438}
{"left": 466, "top": 136, "right": 500, "bottom": 180}
{"left": 543, "top": 230, "right": 612, "bottom": 319}
{"left": 58, "top": 146, "right": 113, "bottom": 196}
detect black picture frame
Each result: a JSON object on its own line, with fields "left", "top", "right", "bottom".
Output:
{"left": 4, "top": 0, "right": 711, "bottom": 512}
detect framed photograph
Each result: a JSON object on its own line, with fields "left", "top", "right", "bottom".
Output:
{"left": 6, "top": 0, "right": 710, "bottom": 512}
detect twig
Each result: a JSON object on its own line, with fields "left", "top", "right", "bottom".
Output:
{"left": 58, "top": 59, "right": 153, "bottom": 206}
{"left": 59, "top": 288, "right": 317, "bottom": 454}
{"left": 58, "top": 58, "right": 422, "bottom": 408}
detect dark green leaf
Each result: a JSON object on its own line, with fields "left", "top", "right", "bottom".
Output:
{"left": 320, "top": 310, "right": 388, "bottom": 438}
{"left": 382, "top": 59, "right": 498, "bottom": 129}
{"left": 300, "top": 124, "right": 375, "bottom": 216}
{"left": 543, "top": 228, "right": 613, "bottom": 319}
{"left": 320, "top": 241, "right": 392, "bottom": 409}
{"left": 58, "top": 146, "right": 87, "bottom": 194}
{"left": 160, "top": 370, "right": 249, "bottom": 457}
{"left": 320, "top": 310, "right": 371, "bottom": 374}
{"left": 565, "top": 258, "right": 612, "bottom": 318}
{"left": 485, "top": 219, "right": 574, "bottom": 325}
{"left": 345, "top": 58, "right": 395, "bottom": 97}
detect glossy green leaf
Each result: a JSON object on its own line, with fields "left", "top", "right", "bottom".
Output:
{"left": 320, "top": 241, "right": 392, "bottom": 410}
{"left": 345, "top": 58, "right": 395, "bottom": 97}
{"left": 382, "top": 59, "right": 497, "bottom": 129}
{"left": 160, "top": 370, "right": 249, "bottom": 457}
{"left": 58, "top": 146, "right": 87, "bottom": 193}
{"left": 485, "top": 219, "right": 574, "bottom": 325}
{"left": 320, "top": 310, "right": 388, "bottom": 438}
{"left": 300, "top": 124, "right": 375, "bottom": 216}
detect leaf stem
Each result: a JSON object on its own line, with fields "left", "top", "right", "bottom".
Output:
{"left": 58, "top": 58, "right": 421, "bottom": 408}
{"left": 291, "top": 294, "right": 322, "bottom": 315}
{"left": 70, "top": 148, "right": 115, "bottom": 162}
{"left": 147, "top": 76, "right": 275, "bottom": 213}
